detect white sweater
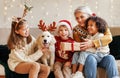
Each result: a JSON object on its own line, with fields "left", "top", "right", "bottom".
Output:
{"left": 8, "top": 36, "right": 43, "bottom": 71}
{"left": 86, "top": 32, "right": 110, "bottom": 53}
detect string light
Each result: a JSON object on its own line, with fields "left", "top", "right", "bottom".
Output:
{"left": 19, "top": 4, "right": 23, "bottom": 8}
{"left": 2, "top": 0, "right": 120, "bottom": 28}
{"left": 3, "top": 0, "right": 7, "bottom": 22}
{"left": 7, "top": 17, "right": 11, "bottom": 21}
{"left": 4, "top": 6, "right": 8, "bottom": 10}
{"left": 95, "top": 1, "right": 98, "bottom": 9}
{"left": 82, "top": 0, "right": 85, "bottom": 5}
{"left": 30, "top": 11, "right": 32, "bottom": 13}
{"left": 43, "top": 2, "right": 47, "bottom": 6}
{"left": 95, "top": 0, "right": 100, "bottom": 16}
{"left": 110, "top": 0, "right": 114, "bottom": 26}
{"left": 41, "top": 6, "right": 45, "bottom": 10}
{"left": 68, "top": 0, "right": 72, "bottom": 22}
{"left": 12, "top": 0, "right": 15, "bottom": 2}
{"left": 46, "top": 12, "right": 49, "bottom": 16}
{"left": 55, "top": 2, "right": 58, "bottom": 7}
{"left": 10, "top": 5, "right": 13, "bottom": 8}
{"left": 4, "top": 12, "right": 7, "bottom": 16}
{"left": 31, "top": 16, "right": 33, "bottom": 19}
{"left": 85, "top": 3, "right": 88, "bottom": 6}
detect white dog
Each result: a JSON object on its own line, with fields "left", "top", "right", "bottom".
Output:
{"left": 37, "top": 31, "right": 56, "bottom": 70}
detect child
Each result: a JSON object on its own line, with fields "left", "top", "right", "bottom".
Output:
{"left": 72, "top": 16, "right": 112, "bottom": 78}
{"left": 54, "top": 20, "right": 74, "bottom": 78}
{"left": 7, "top": 17, "right": 50, "bottom": 78}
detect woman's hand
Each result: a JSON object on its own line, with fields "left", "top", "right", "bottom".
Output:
{"left": 80, "top": 39, "right": 94, "bottom": 51}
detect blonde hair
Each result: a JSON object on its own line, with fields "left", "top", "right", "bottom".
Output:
{"left": 74, "top": 6, "right": 93, "bottom": 16}
{"left": 7, "top": 17, "right": 32, "bottom": 49}
{"left": 57, "top": 19, "right": 73, "bottom": 38}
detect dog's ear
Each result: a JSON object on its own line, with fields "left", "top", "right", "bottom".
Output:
{"left": 36, "top": 35, "right": 43, "bottom": 48}
{"left": 50, "top": 35, "right": 56, "bottom": 45}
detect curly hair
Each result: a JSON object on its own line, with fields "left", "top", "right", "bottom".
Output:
{"left": 85, "top": 16, "right": 107, "bottom": 33}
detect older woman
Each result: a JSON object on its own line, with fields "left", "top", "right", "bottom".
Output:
{"left": 71, "top": 6, "right": 119, "bottom": 78}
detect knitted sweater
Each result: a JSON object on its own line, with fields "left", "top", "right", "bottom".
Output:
{"left": 73, "top": 25, "right": 112, "bottom": 48}
{"left": 86, "top": 33, "right": 110, "bottom": 53}
{"left": 55, "top": 36, "right": 74, "bottom": 63}
{"left": 8, "top": 36, "right": 43, "bottom": 71}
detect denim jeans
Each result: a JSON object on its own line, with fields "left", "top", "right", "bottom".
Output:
{"left": 84, "top": 54, "right": 119, "bottom": 78}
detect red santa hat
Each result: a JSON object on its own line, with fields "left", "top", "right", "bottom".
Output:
{"left": 57, "top": 20, "right": 73, "bottom": 37}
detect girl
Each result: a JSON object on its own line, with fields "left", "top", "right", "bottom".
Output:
{"left": 7, "top": 17, "right": 50, "bottom": 78}
{"left": 72, "top": 6, "right": 119, "bottom": 78}
{"left": 54, "top": 20, "right": 74, "bottom": 78}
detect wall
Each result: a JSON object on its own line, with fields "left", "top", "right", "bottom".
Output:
{"left": 0, "top": 0, "right": 120, "bottom": 28}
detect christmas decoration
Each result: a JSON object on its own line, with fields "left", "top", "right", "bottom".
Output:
{"left": 22, "top": 4, "right": 33, "bottom": 18}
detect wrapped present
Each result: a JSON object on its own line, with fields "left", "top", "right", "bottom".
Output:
{"left": 60, "top": 42, "right": 81, "bottom": 51}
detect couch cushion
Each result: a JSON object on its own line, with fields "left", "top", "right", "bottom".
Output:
{"left": 109, "top": 35, "right": 120, "bottom": 59}
{"left": 0, "top": 45, "right": 10, "bottom": 63}
{"left": 0, "top": 64, "right": 5, "bottom": 75}
{"left": 116, "top": 60, "right": 120, "bottom": 73}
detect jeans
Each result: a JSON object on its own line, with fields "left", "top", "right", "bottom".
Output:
{"left": 84, "top": 54, "right": 119, "bottom": 78}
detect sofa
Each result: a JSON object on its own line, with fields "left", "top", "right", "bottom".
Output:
{"left": 0, "top": 27, "right": 120, "bottom": 78}
{"left": 97, "top": 35, "right": 120, "bottom": 78}
{"left": 0, "top": 45, "right": 55, "bottom": 78}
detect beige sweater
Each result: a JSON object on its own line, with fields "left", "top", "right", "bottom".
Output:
{"left": 86, "top": 33, "right": 110, "bottom": 53}
{"left": 8, "top": 36, "right": 43, "bottom": 71}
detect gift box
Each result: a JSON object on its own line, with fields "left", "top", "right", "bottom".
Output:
{"left": 60, "top": 42, "right": 81, "bottom": 51}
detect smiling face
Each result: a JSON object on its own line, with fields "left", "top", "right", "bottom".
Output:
{"left": 87, "top": 20, "right": 98, "bottom": 35}
{"left": 15, "top": 23, "right": 30, "bottom": 37}
{"left": 42, "top": 31, "right": 52, "bottom": 46}
{"left": 37, "top": 31, "right": 55, "bottom": 48}
{"left": 58, "top": 25, "right": 69, "bottom": 40}
{"left": 75, "top": 12, "right": 90, "bottom": 28}
{"left": 37, "top": 31, "right": 56, "bottom": 48}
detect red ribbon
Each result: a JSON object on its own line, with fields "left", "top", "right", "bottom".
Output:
{"left": 71, "top": 42, "right": 74, "bottom": 52}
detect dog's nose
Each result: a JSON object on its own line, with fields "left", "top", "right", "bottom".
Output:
{"left": 44, "top": 39, "right": 47, "bottom": 43}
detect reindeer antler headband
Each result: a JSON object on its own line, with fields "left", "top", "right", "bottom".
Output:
{"left": 12, "top": 4, "right": 33, "bottom": 29}
{"left": 38, "top": 20, "right": 57, "bottom": 32}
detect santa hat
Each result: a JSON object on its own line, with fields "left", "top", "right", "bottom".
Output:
{"left": 57, "top": 20, "right": 73, "bottom": 37}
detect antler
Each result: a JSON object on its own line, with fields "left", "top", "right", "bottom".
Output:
{"left": 48, "top": 21, "right": 57, "bottom": 31}
{"left": 38, "top": 20, "right": 47, "bottom": 31}
{"left": 22, "top": 4, "right": 33, "bottom": 18}
{"left": 38, "top": 20, "right": 57, "bottom": 31}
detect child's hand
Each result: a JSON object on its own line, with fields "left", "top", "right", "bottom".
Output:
{"left": 58, "top": 50, "right": 62, "bottom": 57}
{"left": 58, "top": 50, "right": 68, "bottom": 59}
{"left": 64, "top": 62, "right": 71, "bottom": 67}
{"left": 62, "top": 53, "right": 68, "bottom": 59}
{"left": 58, "top": 50, "right": 65, "bottom": 57}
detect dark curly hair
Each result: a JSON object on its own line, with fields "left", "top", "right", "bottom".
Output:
{"left": 85, "top": 16, "right": 107, "bottom": 33}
